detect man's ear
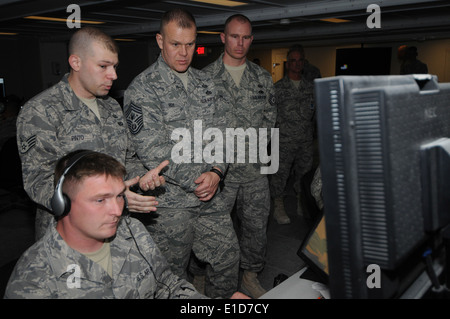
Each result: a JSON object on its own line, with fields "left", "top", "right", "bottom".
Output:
{"left": 68, "top": 54, "right": 81, "bottom": 72}
{"left": 220, "top": 32, "right": 225, "bottom": 44}
{"left": 156, "top": 33, "right": 163, "bottom": 50}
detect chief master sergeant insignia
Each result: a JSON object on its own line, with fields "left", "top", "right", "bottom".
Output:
{"left": 124, "top": 103, "right": 143, "bottom": 135}
{"left": 19, "top": 135, "right": 36, "bottom": 154}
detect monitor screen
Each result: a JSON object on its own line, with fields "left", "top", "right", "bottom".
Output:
{"left": 335, "top": 48, "right": 392, "bottom": 76}
{"left": 315, "top": 74, "right": 450, "bottom": 298}
{"left": 297, "top": 213, "right": 329, "bottom": 284}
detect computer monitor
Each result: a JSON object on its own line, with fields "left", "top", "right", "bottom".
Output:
{"left": 315, "top": 74, "right": 450, "bottom": 298}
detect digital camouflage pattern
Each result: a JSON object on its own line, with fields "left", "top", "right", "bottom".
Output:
{"left": 5, "top": 217, "right": 206, "bottom": 299}
{"left": 16, "top": 74, "right": 146, "bottom": 240}
{"left": 214, "top": 176, "right": 270, "bottom": 273}
{"left": 147, "top": 206, "right": 240, "bottom": 298}
{"left": 310, "top": 166, "right": 323, "bottom": 210}
{"left": 124, "top": 55, "right": 228, "bottom": 209}
{"left": 123, "top": 55, "right": 239, "bottom": 299}
{"left": 203, "top": 54, "right": 277, "bottom": 183}
{"left": 301, "top": 166, "right": 328, "bottom": 275}
{"left": 203, "top": 55, "right": 276, "bottom": 273}
{"left": 269, "top": 76, "right": 315, "bottom": 197}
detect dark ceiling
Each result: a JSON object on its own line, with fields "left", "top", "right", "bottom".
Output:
{"left": 1, "top": 0, "right": 450, "bottom": 47}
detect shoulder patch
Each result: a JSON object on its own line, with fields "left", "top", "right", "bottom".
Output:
{"left": 19, "top": 135, "right": 36, "bottom": 154}
{"left": 124, "top": 103, "right": 143, "bottom": 135}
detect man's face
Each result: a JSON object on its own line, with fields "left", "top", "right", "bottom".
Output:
{"left": 221, "top": 19, "right": 253, "bottom": 64}
{"left": 65, "top": 174, "right": 126, "bottom": 243}
{"left": 75, "top": 41, "right": 119, "bottom": 98}
{"left": 286, "top": 51, "right": 305, "bottom": 77}
{"left": 156, "top": 21, "right": 196, "bottom": 73}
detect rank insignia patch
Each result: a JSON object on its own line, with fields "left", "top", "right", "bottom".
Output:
{"left": 19, "top": 135, "right": 36, "bottom": 154}
{"left": 125, "top": 103, "right": 143, "bottom": 135}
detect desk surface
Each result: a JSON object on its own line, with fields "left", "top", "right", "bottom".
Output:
{"left": 259, "top": 267, "right": 324, "bottom": 299}
{"left": 259, "top": 261, "right": 443, "bottom": 299}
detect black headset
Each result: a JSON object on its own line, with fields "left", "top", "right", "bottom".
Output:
{"left": 51, "top": 150, "right": 96, "bottom": 217}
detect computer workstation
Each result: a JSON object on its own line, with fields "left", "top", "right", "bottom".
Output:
{"left": 263, "top": 74, "right": 450, "bottom": 299}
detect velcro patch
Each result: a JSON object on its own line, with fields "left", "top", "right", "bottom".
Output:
{"left": 125, "top": 103, "right": 143, "bottom": 135}
{"left": 19, "top": 135, "right": 36, "bottom": 154}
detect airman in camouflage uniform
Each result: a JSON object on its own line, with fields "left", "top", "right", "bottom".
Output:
{"left": 16, "top": 28, "right": 163, "bottom": 241}
{"left": 269, "top": 45, "right": 317, "bottom": 224}
{"left": 123, "top": 9, "right": 240, "bottom": 299}
{"left": 5, "top": 216, "right": 206, "bottom": 299}
{"left": 203, "top": 14, "right": 277, "bottom": 298}
{"left": 5, "top": 151, "right": 205, "bottom": 299}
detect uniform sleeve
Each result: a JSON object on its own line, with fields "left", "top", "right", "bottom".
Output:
{"left": 261, "top": 74, "right": 277, "bottom": 147}
{"left": 4, "top": 248, "right": 55, "bottom": 299}
{"left": 16, "top": 101, "right": 61, "bottom": 211}
{"left": 207, "top": 88, "right": 228, "bottom": 175}
{"left": 299, "top": 81, "right": 316, "bottom": 124}
{"left": 130, "top": 220, "right": 207, "bottom": 299}
{"left": 4, "top": 267, "right": 54, "bottom": 299}
{"left": 153, "top": 253, "right": 207, "bottom": 299}
{"left": 123, "top": 124, "right": 147, "bottom": 179}
{"left": 201, "top": 63, "right": 228, "bottom": 175}
{"left": 274, "top": 79, "right": 297, "bottom": 129}
{"left": 263, "top": 75, "right": 277, "bottom": 130}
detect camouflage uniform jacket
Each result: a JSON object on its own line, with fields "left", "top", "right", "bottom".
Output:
{"left": 274, "top": 76, "right": 315, "bottom": 141}
{"left": 16, "top": 74, "right": 146, "bottom": 212}
{"left": 203, "top": 55, "right": 277, "bottom": 183}
{"left": 124, "top": 55, "right": 228, "bottom": 208}
{"left": 4, "top": 217, "right": 205, "bottom": 299}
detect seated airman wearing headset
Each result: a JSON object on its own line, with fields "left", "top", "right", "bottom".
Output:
{"left": 4, "top": 150, "right": 248, "bottom": 299}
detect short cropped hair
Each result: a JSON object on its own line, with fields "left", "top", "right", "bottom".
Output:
{"left": 159, "top": 8, "right": 196, "bottom": 34}
{"left": 68, "top": 27, "right": 119, "bottom": 56}
{"left": 406, "top": 46, "right": 419, "bottom": 59}
{"left": 224, "top": 14, "right": 252, "bottom": 33}
{"left": 54, "top": 150, "right": 126, "bottom": 192}
{"left": 287, "top": 44, "right": 305, "bottom": 58}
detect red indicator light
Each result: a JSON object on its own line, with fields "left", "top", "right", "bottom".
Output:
{"left": 196, "top": 46, "right": 206, "bottom": 55}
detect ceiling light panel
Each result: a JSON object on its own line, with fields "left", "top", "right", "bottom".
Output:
{"left": 190, "top": 0, "right": 248, "bottom": 7}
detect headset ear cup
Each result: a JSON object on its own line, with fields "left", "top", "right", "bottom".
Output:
{"left": 51, "top": 182, "right": 65, "bottom": 217}
{"left": 51, "top": 150, "right": 95, "bottom": 217}
{"left": 62, "top": 193, "right": 71, "bottom": 217}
